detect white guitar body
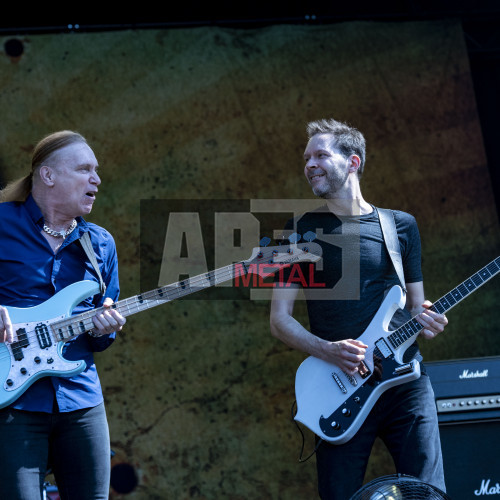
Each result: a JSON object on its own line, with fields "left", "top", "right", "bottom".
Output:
{"left": 0, "top": 281, "right": 101, "bottom": 409}
{"left": 294, "top": 285, "right": 421, "bottom": 445}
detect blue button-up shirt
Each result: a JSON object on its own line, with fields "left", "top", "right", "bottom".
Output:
{"left": 0, "top": 194, "right": 120, "bottom": 412}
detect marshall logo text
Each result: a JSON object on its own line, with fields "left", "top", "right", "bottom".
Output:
{"left": 475, "top": 479, "right": 500, "bottom": 496}
{"left": 459, "top": 369, "right": 489, "bottom": 379}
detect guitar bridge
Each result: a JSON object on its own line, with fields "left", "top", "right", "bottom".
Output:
{"left": 394, "top": 363, "right": 415, "bottom": 376}
{"left": 342, "top": 371, "right": 358, "bottom": 386}
{"left": 331, "top": 372, "right": 347, "bottom": 394}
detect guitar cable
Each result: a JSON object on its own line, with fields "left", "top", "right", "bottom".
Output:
{"left": 291, "top": 400, "right": 323, "bottom": 463}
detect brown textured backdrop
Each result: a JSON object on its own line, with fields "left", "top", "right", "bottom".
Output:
{"left": 1, "top": 19, "right": 499, "bottom": 499}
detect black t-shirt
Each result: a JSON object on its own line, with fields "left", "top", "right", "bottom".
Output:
{"left": 278, "top": 205, "right": 423, "bottom": 343}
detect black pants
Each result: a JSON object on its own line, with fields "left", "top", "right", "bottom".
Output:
{"left": 315, "top": 373, "right": 445, "bottom": 499}
{"left": 0, "top": 402, "right": 111, "bottom": 500}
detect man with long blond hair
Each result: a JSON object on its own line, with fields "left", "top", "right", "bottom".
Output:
{"left": 0, "top": 131, "right": 125, "bottom": 499}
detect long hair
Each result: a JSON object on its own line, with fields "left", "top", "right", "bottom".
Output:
{"left": 0, "top": 130, "right": 87, "bottom": 203}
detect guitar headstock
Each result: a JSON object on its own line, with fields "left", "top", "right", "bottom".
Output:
{"left": 243, "top": 232, "right": 322, "bottom": 274}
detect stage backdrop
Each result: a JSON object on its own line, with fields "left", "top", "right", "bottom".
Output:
{"left": 1, "top": 19, "right": 498, "bottom": 499}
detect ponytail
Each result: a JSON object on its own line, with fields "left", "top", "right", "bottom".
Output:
{"left": 0, "top": 173, "right": 33, "bottom": 203}
{"left": 0, "top": 130, "right": 86, "bottom": 204}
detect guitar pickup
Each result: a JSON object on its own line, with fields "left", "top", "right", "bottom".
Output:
{"left": 375, "top": 338, "right": 393, "bottom": 359}
{"left": 35, "top": 323, "right": 52, "bottom": 349}
{"left": 11, "top": 328, "right": 29, "bottom": 361}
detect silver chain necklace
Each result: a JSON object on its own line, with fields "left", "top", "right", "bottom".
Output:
{"left": 42, "top": 219, "right": 77, "bottom": 239}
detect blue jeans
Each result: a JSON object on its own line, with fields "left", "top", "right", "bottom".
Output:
{"left": 315, "top": 373, "right": 445, "bottom": 500}
{"left": 0, "top": 402, "right": 110, "bottom": 500}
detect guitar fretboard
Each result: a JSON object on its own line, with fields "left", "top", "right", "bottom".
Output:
{"left": 388, "top": 256, "right": 500, "bottom": 350}
{"left": 51, "top": 262, "right": 241, "bottom": 341}
{"left": 49, "top": 240, "right": 322, "bottom": 342}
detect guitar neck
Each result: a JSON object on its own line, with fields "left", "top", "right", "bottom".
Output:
{"left": 115, "top": 263, "right": 239, "bottom": 316}
{"left": 52, "top": 262, "right": 243, "bottom": 341}
{"left": 388, "top": 256, "right": 500, "bottom": 350}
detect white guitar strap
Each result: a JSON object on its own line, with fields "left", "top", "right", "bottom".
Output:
{"left": 80, "top": 231, "right": 107, "bottom": 296}
{"left": 377, "top": 207, "right": 407, "bottom": 293}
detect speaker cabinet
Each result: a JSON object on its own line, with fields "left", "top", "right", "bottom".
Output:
{"left": 439, "top": 420, "right": 500, "bottom": 498}
{"left": 426, "top": 357, "right": 500, "bottom": 499}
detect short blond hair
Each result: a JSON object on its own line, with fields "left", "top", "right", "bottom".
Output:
{"left": 307, "top": 118, "right": 366, "bottom": 179}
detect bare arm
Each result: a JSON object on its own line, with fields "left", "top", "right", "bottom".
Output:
{"left": 405, "top": 281, "right": 448, "bottom": 339}
{"left": 270, "top": 285, "right": 367, "bottom": 374}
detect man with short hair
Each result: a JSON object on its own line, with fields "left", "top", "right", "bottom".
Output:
{"left": 270, "top": 118, "right": 447, "bottom": 499}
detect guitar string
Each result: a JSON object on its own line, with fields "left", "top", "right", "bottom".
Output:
{"left": 4, "top": 242, "right": 319, "bottom": 351}
{"left": 328, "top": 258, "right": 500, "bottom": 389}
{"left": 0, "top": 262, "right": 241, "bottom": 362}
{"left": 2, "top": 256, "right": 499, "bottom": 366}
{"left": 2, "top": 256, "right": 497, "bottom": 375}
{"left": 0, "top": 248, "right": 314, "bottom": 364}
{"left": 2, "top": 256, "right": 499, "bottom": 363}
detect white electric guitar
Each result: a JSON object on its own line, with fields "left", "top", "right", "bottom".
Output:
{"left": 294, "top": 256, "right": 500, "bottom": 445}
{"left": 0, "top": 236, "right": 321, "bottom": 409}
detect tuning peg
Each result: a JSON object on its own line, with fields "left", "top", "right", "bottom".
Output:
{"left": 259, "top": 237, "right": 271, "bottom": 247}
{"left": 303, "top": 231, "right": 316, "bottom": 242}
{"left": 288, "top": 232, "right": 301, "bottom": 244}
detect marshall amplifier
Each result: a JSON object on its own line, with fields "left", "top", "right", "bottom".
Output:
{"left": 426, "top": 356, "right": 500, "bottom": 500}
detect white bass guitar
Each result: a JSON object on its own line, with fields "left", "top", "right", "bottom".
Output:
{"left": 0, "top": 236, "right": 321, "bottom": 409}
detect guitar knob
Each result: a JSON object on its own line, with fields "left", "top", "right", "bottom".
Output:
{"left": 330, "top": 421, "right": 341, "bottom": 430}
{"left": 20, "top": 367, "right": 27, "bottom": 375}
{"left": 34, "top": 357, "right": 41, "bottom": 364}
{"left": 342, "top": 408, "right": 351, "bottom": 417}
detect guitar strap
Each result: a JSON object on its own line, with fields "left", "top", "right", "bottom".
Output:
{"left": 376, "top": 207, "right": 407, "bottom": 293}
{"left": 79, "top": 231, "right": 107, "bottom": 296}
